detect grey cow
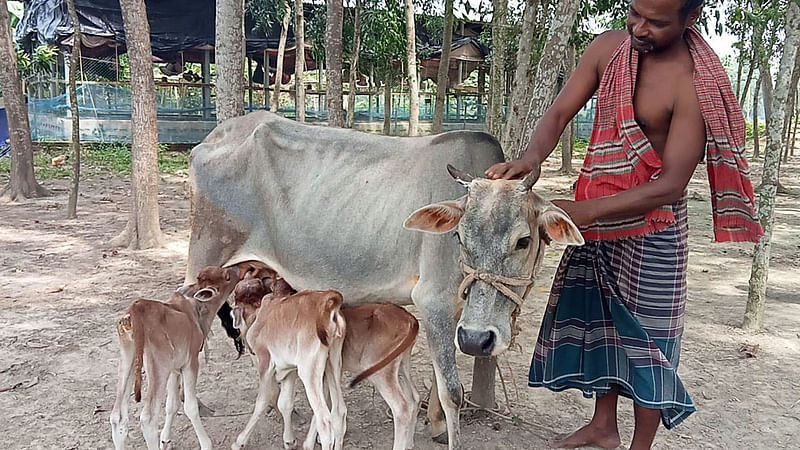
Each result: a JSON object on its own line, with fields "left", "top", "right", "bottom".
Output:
{"left": 185, "top": 111, "right": 583, "bottom": 448}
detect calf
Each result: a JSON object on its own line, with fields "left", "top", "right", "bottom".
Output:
{"left": 233, "top": 288, "right": 347, "bottom": 450}
{"left": 232, "top": 277, "right": 420, "bottom": 450}
{"left": 109, "top": 265, "right": 240, "bottom": 450}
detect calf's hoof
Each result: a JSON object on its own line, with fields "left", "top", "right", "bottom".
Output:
{"left": 283, "top": 439, "right": 298, "bottom": 450}
{"left": 159, "top": 440, "right": 172, "bottom": 450}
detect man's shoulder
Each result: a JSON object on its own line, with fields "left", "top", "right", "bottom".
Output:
{"left": 585, "top": 30, "right": 628, "bottom": 69}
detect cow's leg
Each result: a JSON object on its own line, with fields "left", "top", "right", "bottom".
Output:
{"left": 277, "top": 371, "right": 299, "bottom": 449}
{"left": 140, "top": 361, "right": 168, "bottom": 450}
{"left": 110, "top": 330, "right": 136, "bottom": 450}
{"left": 399, "top": 351, "right": 420, "bottom": 448}
{"left": 182, "top": 359, "right": 212, "bottom": 450}
{"left": 159, "top": 371, "right": 180, "bottom": 448}
{"left": 233, "top": 362, "right": 279, "bottom": 450}
{"left": 413, "top": 284, "right": 462, "bottom": 449}
{"left": 427, "top": 373, "right": 447, "bottom": 440}
{"left": 299, "top": 354, "right": 333, "bottom": 450}
{"left": 372, "top": 363, "right": 415, "bottom": 450}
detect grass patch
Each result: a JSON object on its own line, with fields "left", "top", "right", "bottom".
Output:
{"left": 0, "top": 142, "right": 190, "bottom": 181}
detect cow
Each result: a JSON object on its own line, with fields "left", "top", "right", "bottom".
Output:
{"left": 185, "top": 111, "right": 583, "bottom": 448}
{"left": 232, "top": 288, "right": 348, "bottom": 450}
{"left": 109, "top": 265, "right": 241, "bottom": 450}
{"left": 231, "top": 274, "right": 420, "bottom": 450}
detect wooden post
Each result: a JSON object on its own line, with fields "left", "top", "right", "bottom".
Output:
{"left": 470, "top": 357, "right": 497, "bottom": 409}
{"left": 202, "top": 49, "right": 211, "bottom": 119}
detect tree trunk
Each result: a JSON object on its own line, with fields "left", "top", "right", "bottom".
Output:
{"left": 743, "top": 0, "right": 800, "bottom": 331}
{"left": 215, "top": 0, "right": 246, "bottom": 123}
{"left": 403, "top": 0, "right": 419, "bottom": 136}
{"left": 735, "top": 46, "right": 744, "bottom": 101}
{"left": 486, "top": 0, "right": 508, "bottom": 138}
{"left": 792, "top": 92, "right": 799, "bottom": 156}
{"left": 326, "top": 0, "right": 344, "bottom": 127}
{"left": 432, "top": 0, "right": 454, "bottom": 134}
{"left": 739, "top": 44, "right": 757, "bottom": 107}
{"left": 0, "top": 0, "right": 49, "bottom": 201}
{"left": 512, "top": 0, "right": 581, "bottom": 160}
{"left": 781, "top": 52, "right": 800, "bottom": 161}
{"left": 383, "top": 71, "right": 392, "bottom": 135}
{"left": 753, "top": 75, "right": 761, "bottom": 158}
{"left": 346, "top": 0, "right": 362, "bottom": 128}
{"left": 111, "top": 0, "right": 164, "bottom": 249}
{"left": 66, "top": 0, "right": 81, "bottom": 218}
{"left": 761, "top": 64, "right": 774, "bottom": 126}
{"left": 500, "top": 0, "right": 538, "bottom": 150}
{"left": 271, "top": 1, "right": 291, "bottom": 113}
{"left": 294, "top": 0, "right": 306, "bottom": 122}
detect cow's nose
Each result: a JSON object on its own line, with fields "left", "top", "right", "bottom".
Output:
{"left": 457, "top": 327, "right": 495, "bottom": 357}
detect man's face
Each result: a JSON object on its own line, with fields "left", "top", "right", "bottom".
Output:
{"left": 626, "top": 0, "right": 695, "bottom": 53}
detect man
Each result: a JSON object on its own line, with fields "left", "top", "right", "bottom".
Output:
{"left": 486, "top": 0, "right": 762, "bottom": 448}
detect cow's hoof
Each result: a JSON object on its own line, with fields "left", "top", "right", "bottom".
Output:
{"left": 283, "top": 439, "right": 298, "bottom": 449}
{"left": 432, "top": 432, "right": 448, "bottom": 445}
{"left": 159, "top": 440, "right": 172, "bottom": 450}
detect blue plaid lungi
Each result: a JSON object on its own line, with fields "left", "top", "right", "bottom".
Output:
{"left": 529, "top": 198, "right": 695, "bottom": 428}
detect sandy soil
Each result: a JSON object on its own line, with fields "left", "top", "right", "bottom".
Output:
{"left": 1, "top": 155, "right": 799, "bottom": 450}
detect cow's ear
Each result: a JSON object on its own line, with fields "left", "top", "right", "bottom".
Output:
{"left": 538, "top": 205, "right": 585, "bottom": 246}
{"left": 403, "top": 196, "right": 466, "bottom": 234}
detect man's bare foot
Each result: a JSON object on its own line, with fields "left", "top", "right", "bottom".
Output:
{"left": 550, "top": 422, "right": 621, "bottom": 449}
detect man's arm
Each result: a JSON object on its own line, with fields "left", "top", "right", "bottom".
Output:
{"left": 486, "top": 31, "right": 623, "bottom": 180}
{"left": 554, "top": 78, "right": 706, "bottom": 227}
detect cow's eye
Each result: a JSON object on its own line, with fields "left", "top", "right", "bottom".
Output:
{"left": 515, "top": 236, "right": 531, "bottom": 250}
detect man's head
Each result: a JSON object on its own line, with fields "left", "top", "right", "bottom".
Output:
{"left": 627, "top": 0, "right": 703, "bottom": 54}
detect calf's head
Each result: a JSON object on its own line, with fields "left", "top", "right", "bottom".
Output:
{"left": 192, "top": 265, "right": 241, "bottom": 310}
{"left": 404, "top": 165, "right": 584, "bottom": 357}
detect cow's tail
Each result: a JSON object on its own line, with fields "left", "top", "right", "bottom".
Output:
{"left": 130, "top": 303, "right": 146, "bottom": 402}
{"left": 217, "top": 302, "right": 245, "bottom": 356}
{"left": 349, "top": 313, "right": 419, "bottom": 388}
{"left": 316, "top": 291, "right": 345, "bottom": 347}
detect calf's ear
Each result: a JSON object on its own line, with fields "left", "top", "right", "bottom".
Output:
{"left": 194, "top": 287, "right": 218, "bottom": 302}
{"left": 403, "top": 196, "right": 466, "bottom": 234}
{"left": 538, "top": 205, "right": 585, "bottom": 246}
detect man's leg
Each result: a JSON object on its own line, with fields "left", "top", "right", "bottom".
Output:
{"left": 551, "top": 384, "right": 621, "bottom": 449}
{"left": 630, "top": 403, "right": 661, "bottom": 450}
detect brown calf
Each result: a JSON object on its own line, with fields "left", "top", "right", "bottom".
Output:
{"left": 232, "top": 287, "right": 347, "bottom": 450}
{"left": 109, "top": 266, "right": 240, "bottom": 450}
{"left": 231, "top": 277, "right": 420, "bottom": 450}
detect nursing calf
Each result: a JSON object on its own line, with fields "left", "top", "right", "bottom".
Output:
{"left": 232, "top": 288, "right": 347, "bottom": 450}
{"left": 231, "top": 276, "right": 420, "bottom": 450}
{"left": 109, "top": 265, "right": 240, "bottom": 450}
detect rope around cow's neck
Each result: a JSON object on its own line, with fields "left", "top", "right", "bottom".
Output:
{"left": 456, "top": 260, "right": 534, "bottom": 347}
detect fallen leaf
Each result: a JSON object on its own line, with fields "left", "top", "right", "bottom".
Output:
{"left": 47, "top": 285, "right": 65, "bottom": 294}
{"left": 738, "top": 343, "right": 760, "bottom": 358}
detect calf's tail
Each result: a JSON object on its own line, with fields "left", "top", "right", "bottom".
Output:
{"left": 316, "top": 291, "right": 345, "bottom": 347}
{"left": 350, "top": 313, "right": 419, "bottom": 388}
{"left": 129, "top": 303, "right": 146, "bottom": 402}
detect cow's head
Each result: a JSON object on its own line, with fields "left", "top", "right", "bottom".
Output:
{"left": 404, "top": 165, "right": 584, "bottom": 356}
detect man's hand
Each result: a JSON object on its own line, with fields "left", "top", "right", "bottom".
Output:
{"left": 485, "top": 160, "right": 538, "bottom": 180}
{"left": 551, "top": 199, "right": 596, "bottom": 228}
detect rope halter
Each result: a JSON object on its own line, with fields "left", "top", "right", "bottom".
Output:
{"left": 456, "top": 261, "right": 534, "bottom": 309}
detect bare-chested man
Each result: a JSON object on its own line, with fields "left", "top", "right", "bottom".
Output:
{"left": 486, "top": 0, "right": 762, "bottom": 448}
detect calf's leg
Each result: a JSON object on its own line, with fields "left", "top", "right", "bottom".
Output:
{"left": 299, "top": 354, "right": 333, "bottom": 450}
{"left": 110, "top": 329, "right": 136, "bottom": 449}
{"left": 233, "top": 363, "right": 281, "bottom": 450}
{"left": 182, "top": 359, "right": 213, "bottom": 450}
{"left": 159, "top": 371, "right": 180, "bottom": 448}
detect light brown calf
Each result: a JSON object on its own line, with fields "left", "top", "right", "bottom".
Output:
{"left": 109, "top": 265, "right": 240, "bottom": 450}
{"left": 231, "top": 277, "right": 420, "bottom": 450}
{"left": 232, "top": 287, "right": 347, "bottom": 450}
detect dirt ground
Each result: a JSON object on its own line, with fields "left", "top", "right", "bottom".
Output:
{"left": 1, "top": 153, "right": 799, "bottom": 450}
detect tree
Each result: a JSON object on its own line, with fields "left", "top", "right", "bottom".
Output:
{"left": 346, "top": 0, "right": 362, "bottom": 128}
{"left": 432, "top": 0, "right": 454, "bottom": 134}
{"left": 216, "top": 0, "right": 246, "bottom": 123}
{"left": 0, "top": 0, "right": 49, "bottom": 201}
{"left": 272, "top": 1, "right": 291, "bottom": 113}
{"left": 403, "top": 0, "right": 419, "bottom": 136}
{"left": 111, "top": 0, "right": 164, "bottom": 249}
{"left": 512, "top": 0, "right": 581, "bottom": 161}
{"left": 66, "top": 0, "right": 82, "bottom": 218}
{"left": 753, "top": 74, "right": 761, "bottom": 158}
{"left": 559, "top": 43, "right": 576, "bottom": 174}
{"left": 326, "top": 0, "right": 345, "bottom": 127}
{"left": 743, "top": 0, "right": 800, "bottom": 331}
{"left": 501, "top": 0, "right": 538, "bottom": 151}
{"left": 294, "top": 0, "right": 306, "bottom": 122}
{"left": 486, "top": 0, "right": 508, "bottom": 138}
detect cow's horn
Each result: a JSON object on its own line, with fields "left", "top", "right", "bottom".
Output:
{"left": 520, "top": 164, "right": 541, "bottom": 190}
{"left": 447, "top": 164, "right": 475, "bottom": 185}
